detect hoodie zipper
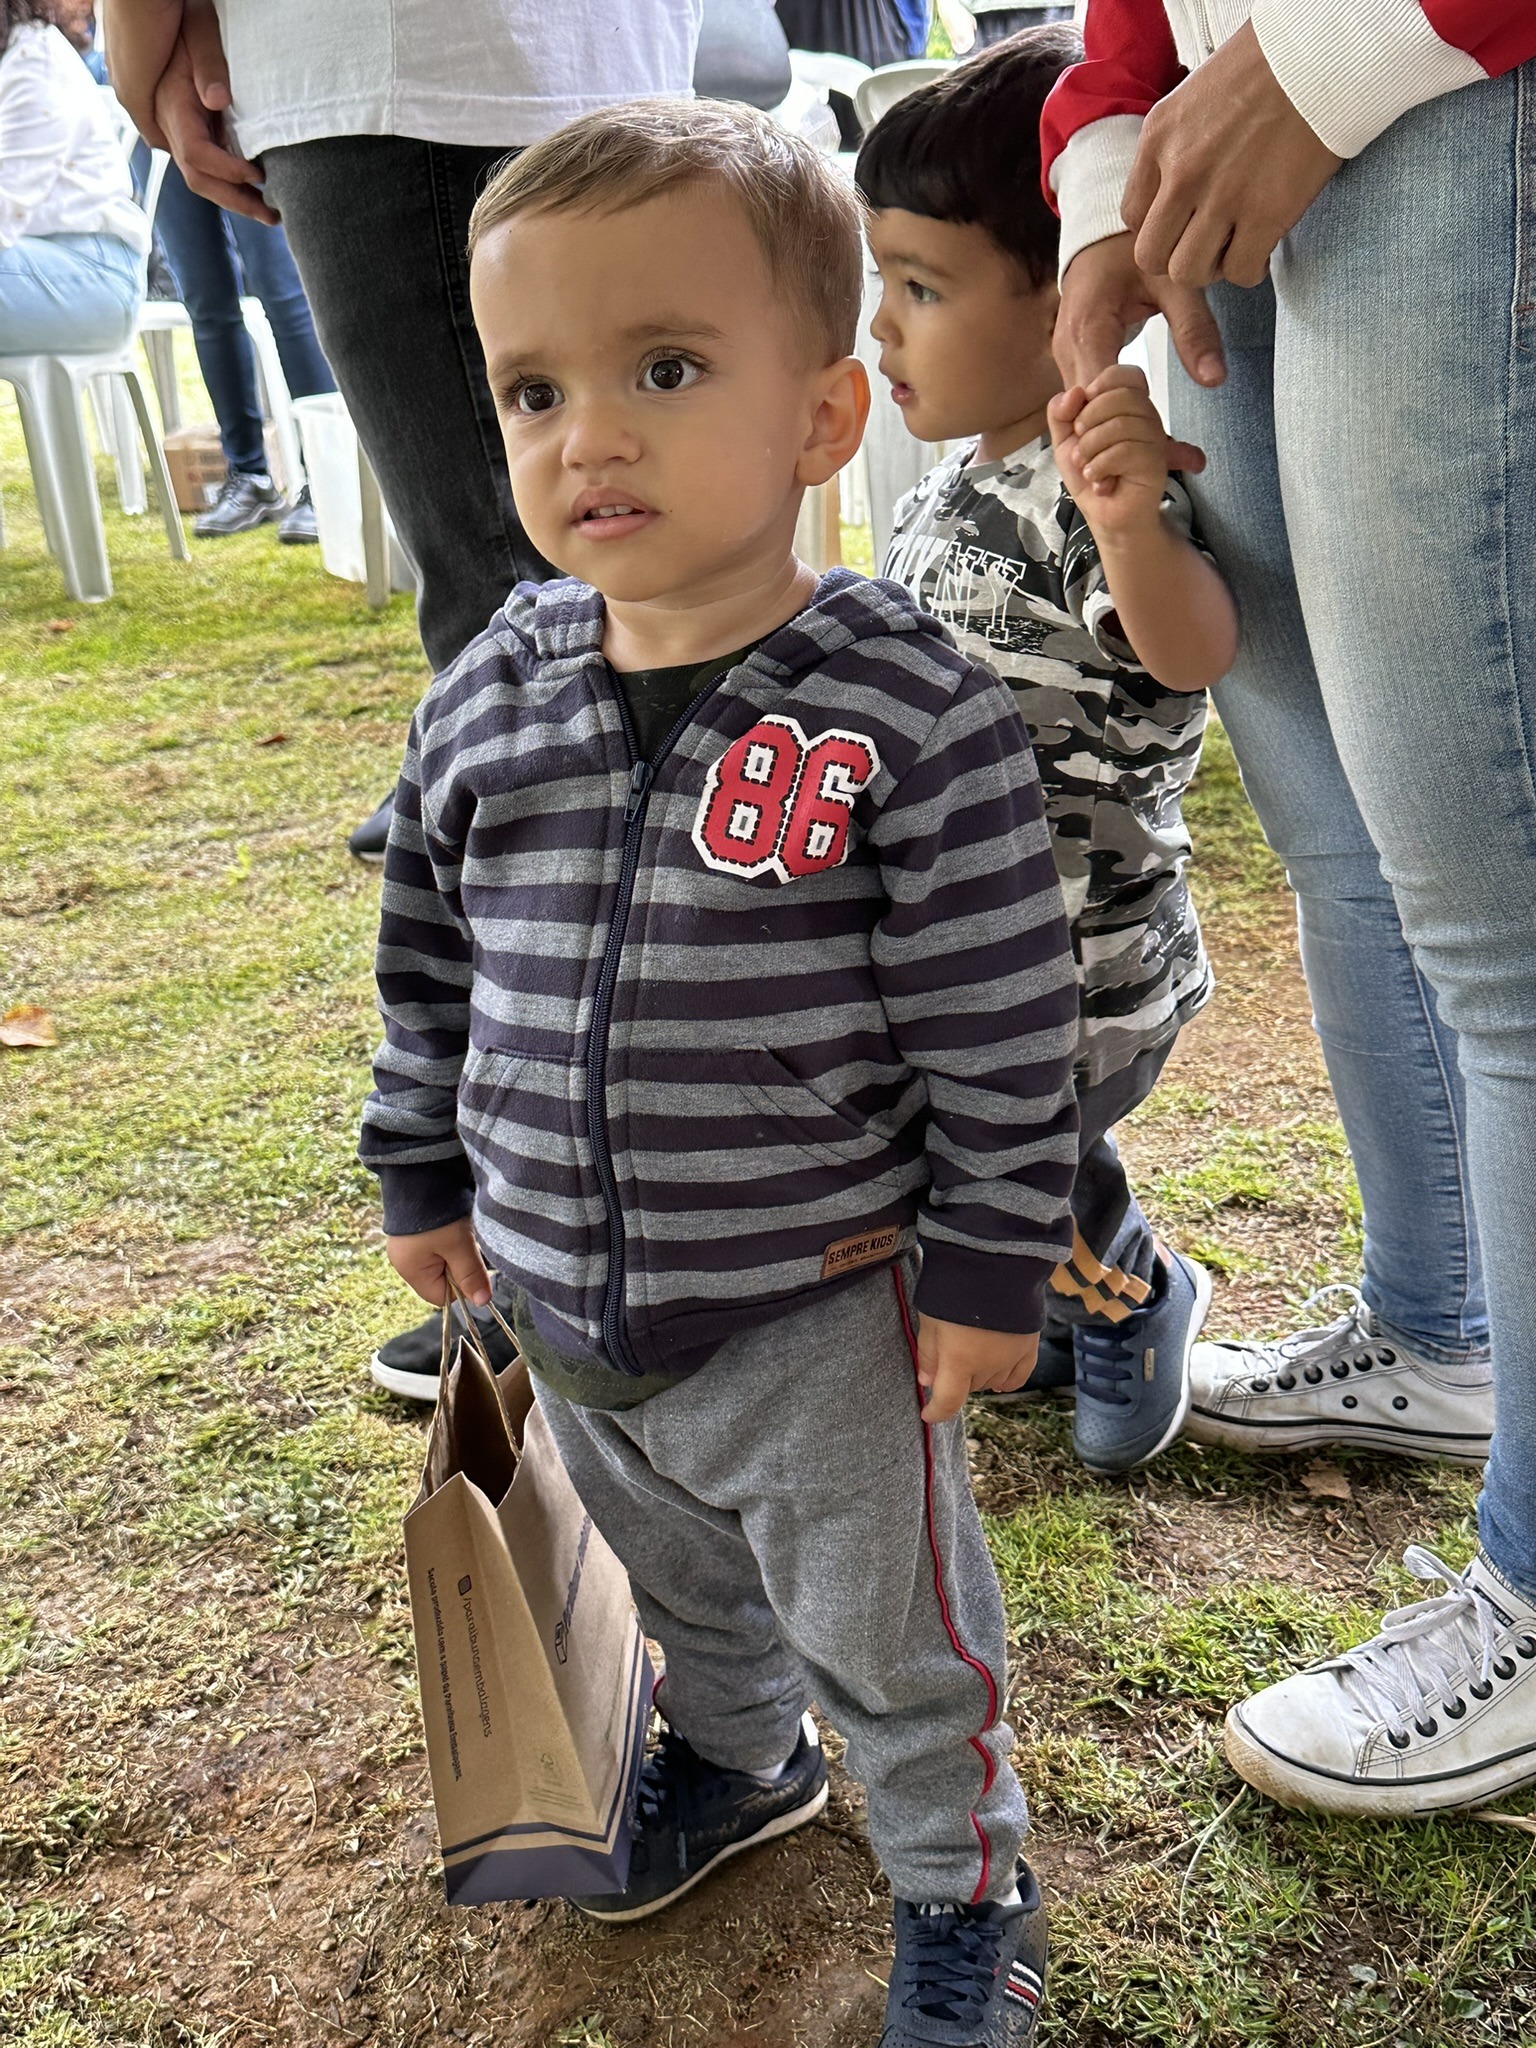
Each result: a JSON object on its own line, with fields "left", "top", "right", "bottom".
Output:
{"left": 584, "top": 671, "right": 735, "bottom": 1374}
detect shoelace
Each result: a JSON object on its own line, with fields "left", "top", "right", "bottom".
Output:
{"left": 1267, "top": 1282, "right": 1374, "bottom": 1365}
{"left": 1075, "top": 1320, "right": 1141, "bottom": 1407}
{"left": 901, "top": 1905, "right": 1007, "bottom": 2022}
{"left": 1333, "top": 1547, "right": 1511, "bottom": 1742}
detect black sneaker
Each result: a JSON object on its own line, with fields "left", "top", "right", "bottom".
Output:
{"left": 277, "top": 483, "right": 318, "bottom": 544}
{"left": 569, "top": 1715, "right": 828, "bottom": 1922}
{"left": 368, "top": 1288, "right": 519, "bottom": 1402}
{"left": 348, "top": 792, "right": 394, "bottom": 863}
{"left": 882, "top": 1862, "right": 1047, "bottom": 2047}
{"left": 193, "top": 471, "right": 284, "bottom": 537}
{"left": 975, "top": 1325, "right": 1075, "bottom": 1407}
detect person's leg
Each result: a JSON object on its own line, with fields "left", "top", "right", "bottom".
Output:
{"left": 1213, "top": 68, "right": 1536, "bottom": 1819}
{"left": 0, "top": 232, "right": 143, "bottom": 355}
{"left": 1271, "top": 68, "right": 1536, "bottom": 1595}
{"left": 261, "top": 136, "right": 552, "bottom": 675}
{"left": 1169, "top": 279, "right": 1487, "bottom": 1370}
{"left": 151, "top": 162, "right": 267, "bottom": 475}
{"left": 224, "top": 211, "right": 336, "bottom": 402}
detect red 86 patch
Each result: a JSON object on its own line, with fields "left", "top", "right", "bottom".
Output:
{"left": 691, "top": 714, "right": 881, "bottom": 882}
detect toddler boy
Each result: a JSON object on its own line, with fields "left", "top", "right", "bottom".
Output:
{"left": 362, "top": 100, "right": 1081, "bottom": 2047}
{"left": 859, "top": 27, "right": 1239, "bottom": 1475}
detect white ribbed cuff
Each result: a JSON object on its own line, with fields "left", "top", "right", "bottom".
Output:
{"left": 1250, "top": 0, "right": 1485, "bottom": 159}
{"left": 1051, "top": 114, "right": 1143, "bottom": 278}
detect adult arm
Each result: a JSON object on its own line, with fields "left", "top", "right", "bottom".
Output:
{"left": 0, "top": 37, "right": 71, "bottom": 248}
{"left": 1046, "top": 0, "right": 1536, "bottom": 380}
{"left": 100, "top": 0, "right": 275, "bottom": 220}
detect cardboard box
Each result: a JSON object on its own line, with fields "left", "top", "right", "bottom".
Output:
{"left": 161, "top": 423, "right": 282, "bottom": 513}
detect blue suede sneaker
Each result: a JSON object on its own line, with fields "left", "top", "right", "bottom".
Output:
{"left": 1071, "top": 1248, "right": 1211, "bottom": 1475}
{"left": 568, "top": 1715, "right": 827, "bottom": 1922}
{"left": 882, "top": 1861, "right": 1047, "bottom": 2046}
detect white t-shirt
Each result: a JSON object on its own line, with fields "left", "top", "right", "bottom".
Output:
{"left": 213, "top": 0, "right": 704, "bottom": 157}
{"left": 0, "top": 22, "right": 148, "bottom": 254}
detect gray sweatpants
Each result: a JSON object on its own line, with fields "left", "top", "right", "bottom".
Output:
{"left": 534, "top": 1255, "right": 1026, "bottom": 1905}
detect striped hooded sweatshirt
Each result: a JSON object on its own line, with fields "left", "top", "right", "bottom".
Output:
{"left": 360, "top": 570, "right": 1081, "bottom": 1382}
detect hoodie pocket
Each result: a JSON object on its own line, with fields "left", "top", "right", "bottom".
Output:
{"left": 456, "top": 1045, "right": 605, "bottom": 1304}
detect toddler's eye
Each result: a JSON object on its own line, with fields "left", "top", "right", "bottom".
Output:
{"left": 906, "top": 280, "right": 939, "bottom": 305}
{"left": 642, "top": 356, "right": 701, "bottom": 393}
{"left": 514, "top": 380, "right": 562, "bottom": 414}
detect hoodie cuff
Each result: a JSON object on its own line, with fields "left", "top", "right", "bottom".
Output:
{"left": 376, "top": 1157, "right": 476, "bottom": 1237}
{"left": 1250, "top": 0, "right": 1483, "bottom": 159}
{"left": 913, "top": 1243, "right": 1055, "bottom": 1337}
{"left": 1051, "top": 115, "right": 1144, "bottom": 279}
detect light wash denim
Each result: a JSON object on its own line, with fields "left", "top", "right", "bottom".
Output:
{"left": 1170, "top": 64, "right": 1536, "bottom": 1595}
{"left": 0, "top": 231, "right": 144, "bottom": 356}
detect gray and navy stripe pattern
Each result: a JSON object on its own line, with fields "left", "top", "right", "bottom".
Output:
{"left": 884, "top": 436, "right": 1212, "bottom": 1088}
{"left": 361, "top": 570, "right": 1079, "bottom": 1379}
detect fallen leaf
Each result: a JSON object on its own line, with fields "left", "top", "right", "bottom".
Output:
{"left": 0, "top": 1004, "right": 57, "bottom": 1049}
{"left": 257, "top": 732, "right": 288, "bottom": 747}
{"left": 1299, "top": 1461, "right": 1352, "bottom": 1502}
{"left": 45, "top": 618, "right": 73, "bottom": 633}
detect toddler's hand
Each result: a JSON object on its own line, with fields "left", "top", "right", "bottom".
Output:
{"left": 916, "top": 1316, "right": 1040, "bottom": 1424}
{"left": 1049, "top": 365, "right": 1174, "bottom": 536}
{"left": 387, "top": 1216, "right": 492, "bottom": 1308}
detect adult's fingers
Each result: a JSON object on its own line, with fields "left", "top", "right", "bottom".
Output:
{"left": 1158, "top": 279, "right": 1226, "bottom": 389}
{"left": 1131, "top": 179, "right": 1197, "bottom": 282}
{"left": 1164, "top": 206, "right": 1238, "bottom": 291}
{"left": 183, "top": 0, "right": 232, "bottom": 110}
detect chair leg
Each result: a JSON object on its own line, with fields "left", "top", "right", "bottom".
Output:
{"left": 142, "top": 326, "right": 180, "bottom": 431}
{"left": 108, "top": 374, "right": 148, "bottom": 515}
{"left": 26, "top": 361, "right": 112, "bottom": 601}
{"left": 358, "top": 444, "right": 390, "bottom": 610}
{"left": 241, "top": 297, "right": 302, "bottom": 497}
{"left": 122, "top": 366, "right": 189, "bottom": 563}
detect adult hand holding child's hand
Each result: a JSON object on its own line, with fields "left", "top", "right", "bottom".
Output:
{"left": 916, "top": 1317, "right": 1040, "bottom": 1424}
{"left": 386, "top": 1217, "right": 493, "bottom": 1309}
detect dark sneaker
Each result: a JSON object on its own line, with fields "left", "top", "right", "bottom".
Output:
{"left": 277, "top": 483, "right": 318, "bottom": 544}
{"left": 348, "top": 791, "right": 394, "bottom": 864}
{"left": 975, "top": 1324, "right": 1074, "bottom": 1407}
{"left": 1071, "top": 1248, "right": 1211, "bottom": 1475}
{"left": 569, "top": 1715, "right": 827, "bottom": 1922}
{"left": 368, "top": 1288, "right": 519, "bottom": 1402}
{"left": 882, "top": 1860, "right": 1047, "bottom": 2047}
{"left": 193, "top": 471, "right": 284, "bottom": 537}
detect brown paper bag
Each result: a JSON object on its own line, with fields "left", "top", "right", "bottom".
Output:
{"left": 404, "top": 1301, "right": 653, "bottom": 1905}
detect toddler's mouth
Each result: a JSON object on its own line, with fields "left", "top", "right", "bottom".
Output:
{"left": 888, "top": 381, "right": 914, "bottom": 406}
{"left": 570, "top": 491, "right": 658, "bottom": 539}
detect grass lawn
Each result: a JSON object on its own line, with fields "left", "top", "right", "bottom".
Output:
{"left": 2, "top": 395, "right": 1533, "bottom": 2048}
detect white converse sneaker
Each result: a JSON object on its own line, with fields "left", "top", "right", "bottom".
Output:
{"left": 1186, "top": 1286, "right": 1491, "bottom": 1465}
{"left": 1225, "top": 1547, "right": 1536, "bottom": 1816}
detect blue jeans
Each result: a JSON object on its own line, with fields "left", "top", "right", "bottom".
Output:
{"left": 152, "top": 158, "right": 334, "bottom": 474}
{"left": 0, "top": 232, "right": 143, "bottom": 355}
{"left": 1169, "top": 65, "right": 1536, "bottom": 1594}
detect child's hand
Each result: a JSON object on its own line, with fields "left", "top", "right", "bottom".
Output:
{"left": 387, "top": 1216, "right": 492, "bottom": 1308}
{"left": 915, "top": 1316, "right": 1039, "bottom": 1424}
{"left": 1048, "top": 365, "right": 1174, "bottom": 537}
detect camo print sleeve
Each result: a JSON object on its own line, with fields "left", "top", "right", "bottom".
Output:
{"left": 883, "top": 435, "right": 1213, "bottom": 1088}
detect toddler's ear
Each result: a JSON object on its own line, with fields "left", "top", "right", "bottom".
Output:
{"left": 797, "top": 357, "right": 870, "bottom": 486}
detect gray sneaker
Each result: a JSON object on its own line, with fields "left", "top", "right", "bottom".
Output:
{"left": 193, "top": 471, "right": 284, "bottom": 537}
{"left": 1186, "top": 1286, "right": 1492, "bottom": 1465}
{"left": 1071, "top": 1249, "right": 1210, "bottom": 1474}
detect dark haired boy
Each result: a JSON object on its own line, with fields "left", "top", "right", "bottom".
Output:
{"left": 858, "top": 28, "right": 1239, "bottom": 1475}
{"left": 363, "top": 96, "right": 1087, "bottom": 2046}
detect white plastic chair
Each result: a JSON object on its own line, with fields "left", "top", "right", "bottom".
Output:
{"left": 853, "top": 58, "right": 954, "bottom": 130}
{"left": 0, "top": 343, "right": 188, "bottom": 600}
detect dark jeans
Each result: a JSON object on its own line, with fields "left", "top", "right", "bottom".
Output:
{"left": 261, "top": 137, "right": 553, "bottom": 674}
{"left": 153, "top": 158, "right": 335, "bottom": 474}
{"left": 1046, "top": 1037, "right": 1173, "bottom": 1329}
